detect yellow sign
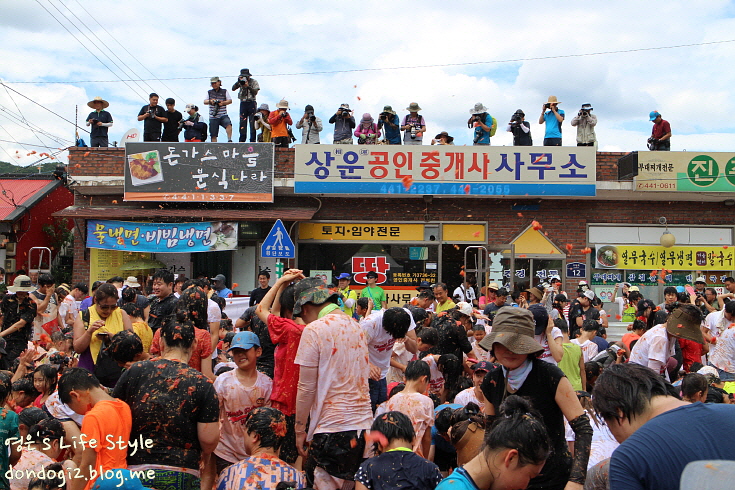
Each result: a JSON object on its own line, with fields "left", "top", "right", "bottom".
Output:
{"left": 635, "top": 152, "right": 735, "bottom": 192}
{"left": 90, "top": 249, "right": 151, "bottom": 284}
{"left": 354, "top": 286, "right": 420, "bottom": 308}
{"left": 595, "top": 244, "right": 734, "bottom": 271}
{"left": 299, "top": 222, "right": 425, "bottom": 241}
{"left": 443, "top": 224, "right": 486, "bottom": 242}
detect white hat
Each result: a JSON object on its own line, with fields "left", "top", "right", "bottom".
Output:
{"left": 124, "top": 276, "right": 141, "bottom": 288}
{"left": 8, "top": 275, "right": 35, "bottom": 293}
{"left": 697, "top": 365, "right": 719, "bottom": 378}
{"left": 276, "top": 99, "right": 289, "bottom": 109}
{"left": 695, "top": 276, "right": 707, "bottom": 284}
{"left": 469, "top": 102, "right": 488, "bottom": 114}
{"left": 456, "top": 302, "right": 474, "bottom": 316}
{"left": 579, "top": 280, "right": 588, "bottom": 285}
{"left": 583, "top": 290, "right": 595, "bottom": 301}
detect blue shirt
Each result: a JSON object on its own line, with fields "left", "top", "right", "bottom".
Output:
{"left": 217, "top": 287, "right": 232, "bottom": 298}
{"left": 592, "top": 335, "right": 609, "bottom": 352}
{"left": 473, "top": 113, "right": 492, "bottom": 145}
{"left": 610, "top": 403, "right": 735, "bottom": 490}
{"left": 79, "top": 296, "right": 93, "bottom": 311}
{"left": 436, "top": 467, "right": 480, "bottom": 490}
{"left": 379, "top": 114, "right": 401, "bottom": 144}
{"left": 543, "top": 109, "right": 565, "bottom": 138}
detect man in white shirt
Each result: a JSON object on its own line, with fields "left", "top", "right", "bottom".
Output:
{"left": 453, "top": 277, "right": 477, "bottom": 307}
{"left": 58, "top": 283, "right": 87, "bottom": 328}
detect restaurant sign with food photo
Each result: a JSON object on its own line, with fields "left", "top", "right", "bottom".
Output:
{"left": 595, "top": 245, "right": 619, "bottom": 268}
{"left": 124, "top": 142, "right": 274, "bottom": 202}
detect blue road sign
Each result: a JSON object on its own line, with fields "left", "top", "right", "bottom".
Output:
{"left": 261, "top": 219, "right": 295, "bottom": 258}
{"left": 566, "top": 262, "right": 586, "bottom": 279}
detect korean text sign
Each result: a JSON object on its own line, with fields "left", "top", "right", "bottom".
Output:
{"left": 294, "top": 145, "right": 596, "bottom": 196}
{"left": 635, "top": 152, "right": 735, "bottom": 192}
{"left": 87, "top": 220, "right": 239, "bottom": 253}
{"left": 124, "top": 142, "right": 274, "bottom": 202}
{"left": 595, "top": 244, "right": 734, "bottom": 271}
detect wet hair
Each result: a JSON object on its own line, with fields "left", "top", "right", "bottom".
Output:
{"left": 676, "top": 292, "right": 691, "bottom": 304}
{"left": 356, "top": 297, "right": 370, "bottom": 310}
{"left": 449, "top": 402, "right": 486, "bottom": 447}
{"left": 0, "top": 372, "right": 11, "bottom": 402}
{"left": 388, "top": 383, "right": 405, "bottom": 399}
{"left": 28, "top": 417, "right": 65, "bottom": 443}
{"left": 33, "top": 364, "right": 58, "bottom": 394}
{"left": 120, "top": 303, "right": 143, "bottom": 319}
{"left": 371, "top": 411, "right": 415, "bottom": 445}
{"left": 38, "top": 273, "right": 55, "bottom": 287}
{"left": 58, "top": 368, "right": 101, "bottom": 405}
{"left": 632, "top": 319, "right": 646, "bottom": 333}
{"left": 176, "top": 287, "right": 209, "bottom": 330}
{"left": 582, "top": 319, "right": 599, "bottom": 333}
{"left": 211, "top": 295, "right": 226, "bottom": 313}
{"left": 483, "top": 395, "right": 550, "bottom": 466}
{"left": 554, "top": 294, "right": 568, "bottom": 303}
{"left": 94, "top": 283, "right": 118, "bottom": 302}
{"left": 404, "top": 360, "right": 430, "bottom": 381}
{"left": 152, "top": 269, "right": 174, "bottom": 284}
{"left": 105, "top": 330, "right": 144, "bottom": 364}
{"left": 554, "top": 317, "right": 569, "bottom": 334}
{"left": 592, "top": 363, "right": 670, "bottom": 423}
{"left": 73, "top": 283, "right": 89, "bottom": 295}
{"left": 279, "top": 284, "right": 296, "bottom": 314}
{"left": 121, "top": 287, "right": 137, "bottom": 304}
{"left": 258, "top": 271, "right": 271, "bottom": 280}
{"left": 244, "top": 407, "right": 287, "bottom": 450}
{"left": 438, "top": 354, "right": 464, "bottom": 401}
{"left": 382, "top": 307, "right": 411, "bottom": 339}
{"left": 12, "top": 377, "right": 38, "bottom": 398}
{"left": 682, "top": 373, "right": 708, "bottom": 399}
{"left": 435, "top": 406, "right": 454, "bottom": 434}
{"left": 27, "top": 462, "right": 66, "bottom": 490}
{"left": 160, "top": 317, "right": 195, "bottom": 350}
{"left": 418, "top": 289, "right": 435, "bottom": 301}
{"left": 663, "top": 286, "right": 677, "bottom": 296}
{"left": 417, "top": 327, "right": 438, "bottom": 346}
{"left": 19, "top": 407, "right": 49, "bottom": 428}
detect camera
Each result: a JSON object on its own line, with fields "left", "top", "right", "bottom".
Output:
{"left": 544, "top": 103, "right": 551, "bottom": 110}
{"left": 410, "top": 126, "right": 417, "bottom": 139}
{"left": 254, "top": 112, "right": 262, "bottom": 120}
{"left": 510, "top": 112, "right": 523, "bottom": 125}
{"left": 211, "top": 100, "right": 220, "bottom": 107}
{"left": 89, "top": 118, "right": 99, "bottom": 125}
{"left": 238, "top": 76, "right": 248, "bottom": 85}
{"left": 380, "top": 112, "right": 390, "bottom": 120}
{"left": 580, "top": 109, "right": 589, "bottom": 117}
{"left": 147, "top": 108, "right": 156, "bottom": 118}
{"left": 309, "top": 114, "right": 316, "bottom": 122}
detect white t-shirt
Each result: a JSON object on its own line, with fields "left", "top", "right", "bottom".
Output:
{"left": 58, "top": 294, "right": 78, "bottom": 326}
{"left": 710, "top": 325, "right": 735, "bottom": 374}
{"left": 208, "top": 298, "right": 221, "bottom": 323}
{"left": 360, "top": 309, "right": 416, "bottom": 379}
{"left": 213, "top": 370, "right": 272, "bottom": 463}
{"left": 629, "top": 324, "right": 675, "bottom": 379}
{"left": 535, "top": 326, "right": 563, "bottom": 365}
{"left": 45, "top": 391, "right": 84, "bottom": 427}
{"left": 453, "top": 286, "right": 476, "bottom": 304}
{"left": 705, "top": 309, "right": 728, "bottom": 339}
{"left": 422, "top": 355, "right": 444, "bottom": 395}
{"left": 387, "top": 341, "right": 414, "bottom": 385}
{"left": 294, "top": 311, "right": 373, "bottom": 441}
{"left": 454, "top": 387, "right": 485, "bottom": 411}
{"left": 571, "top": 338, "right": 599, "bottom": 363}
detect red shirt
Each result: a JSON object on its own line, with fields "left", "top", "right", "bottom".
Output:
{"left": 267, "top": 315, "right": 304, "bottom": 415}
{"left": 652, "top": 119, "right": 671, "bottom": 139}
{"left": 150, "top": 327, "right": 213, "bottom": 372}
{"left": 678, "top": 338, "right": 704, "bottom": 372}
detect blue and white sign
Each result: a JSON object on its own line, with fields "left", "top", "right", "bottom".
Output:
{"left": 566, "top": 262, "right": 587, "bottom": 279}
{"left": 261, "top": 219, "right": 295, "bottom": 258}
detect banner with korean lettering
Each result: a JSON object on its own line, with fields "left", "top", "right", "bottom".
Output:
{"left": 595, "top": 244, "right": 734, "bottom": 271}
{"left": 86, "top": 220, "right": 239, "bottom": 253}
{"left": 635, "top": 152, "right": 735, "bottom": 192}
{"left": 124, "top": 142, "right": 274, "bottom": 202}
{"left": 293, "top": 145, "right": 596, "bottom": 196}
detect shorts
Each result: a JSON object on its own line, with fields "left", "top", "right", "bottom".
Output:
{"left": 136, "top": 469, "right": 200, "bottom": 490}
{"left": 209, "top": 115, "right": 232, "bottom": 137}
{"left": 543, "top": 137, "right": 562, "bottom": 146}
{"left": 334, "top": 138, "right": 353, "bottom": 144}
{"left": 304, "top": 430, "right": 366, "bottom": 485}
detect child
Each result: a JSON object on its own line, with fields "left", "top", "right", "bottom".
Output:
{"left": 454, "top": 361, "right": 491, "bottom": 410}
{"left": 469, "top": 326, "right": 489, "bottom": 363}
{"left": 119, "top": 304, "right": 153, "bottom": 353}
{"left": 355, "top": 411, "right": 442, "bottom": 490}
{"left": 32, "top": 364, "right": 58, "bottom": 407}
{"left": 216, "top": 407, "right": 305, "bottom": 489}
{"left": 212, "top": 331, "right": 272, "bottom": 476}
{"left": 556, "top": 318, "right": 586, "bottom": 392}
{"left": 383, "top": 360, "right": 435, "bottom": 457}
{"left": 0, "top": 373, "right": 20, "bottom": 490}
{"left": 389, "top": 327, "right": 437, "bottom": 384}
{"left": 17, "top": 406, "right": 48, "bottom": 441}
{"left": 58, "top": 368, "right": 132, "bottom": 490}
{"left": 571, "top": 320, "right": 600, "bottom": 362}
{"left": 436, "top": 395, "right": 551, "bottom": 490}
{"left": 10, "top": 418, "right": 74, "bottom": 490}
{"left": 105, "top": 330, "right": 150, "bottom": 369}
{"left": 11, "top": 378, "right": 38, "bottom": 414}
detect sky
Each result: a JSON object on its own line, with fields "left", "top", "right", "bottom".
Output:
{"left": 2, "top": 0, "right": 735, "bottom": 167}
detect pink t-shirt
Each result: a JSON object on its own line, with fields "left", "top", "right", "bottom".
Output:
{"left": 384, "top": 391, "right": 434, "bottom": 455}
{"left": 213, "top": 370, "right": 272, "bottom": 463}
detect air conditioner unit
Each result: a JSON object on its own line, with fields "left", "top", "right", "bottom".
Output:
{"left": 4, "top": 258, "right": 15, "bottom": 271}
{"left": 5, "top": 243, "right": 16, "bottom": 257}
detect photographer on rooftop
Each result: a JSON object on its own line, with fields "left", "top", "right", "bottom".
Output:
{"left": 539, "top": 95, "right": 565, "bottom": 146}
{"left": 295, "top": 104, "right": 323, "bottom": 144}
{"left": 232, "top": 68, "right": 260, "bottom": 143}
{"left": 570, "top": 103, "right": 597, "bottom": 147}
{"left": 377, "top": 105, "right": 401, "bottom": 145}
{"left": 506, "top": 109, "right": 532, "bottom": 146}
{"left": 467, "top": 102, "right": 493, "bottom": 146}
{"left": 329, "top": 103, "right": 356, "bottom": 144}
{"left": 204, "top": 76, "right": 233, "bottom": 142}
{"left": 137, "top": 92, "right": 167, "bottom": 142}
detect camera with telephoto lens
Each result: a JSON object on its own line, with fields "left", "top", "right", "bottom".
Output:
{"left": 308, "top": 113, "right": 316, "bottom": 122}
{"left": 410, "top": 126, "right": 418, "bottom": 139}
{"left": 254, "top": 112, "right": 262, "bottom": 120}
{"left": 238, "top": 76, "right": 248, "bottom": 85}
{"left": 510, "top": 111, "right": 523, "bottom": 126}
{"left": 580, "top": 109, "right": 590, "bottom": 117}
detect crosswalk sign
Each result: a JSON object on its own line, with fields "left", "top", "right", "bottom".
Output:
{"left": 261, "top": 219, "right": 295, "bottom": 258}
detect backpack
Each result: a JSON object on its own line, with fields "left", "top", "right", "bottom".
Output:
{"left": 200, "top": 121, "right": 208, "bottom": 140}
{"left": 489, "top": 116, "right": 498, "bottom": 137}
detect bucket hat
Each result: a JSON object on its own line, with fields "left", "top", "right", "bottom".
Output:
{"left": 276, "top": 99, "right": 289, "bottom": 109}
{"left": 382, "top": 105, "right": 396, "bottom": 115}
{"left": 406, "top": 102, "right": 422, "bottom": 112}
{"left": 258, "top": 103, "right": 270, "bottom": 112}
{"left": 292, "top": 277, "right": 339, "bottom": 316}
{"left": 478, "top": 308, "right": 544, "bottom": 355}
{"left": 666, "top": 308, "right": 705, "bottom": 344}
{"left": 124, "top": 276, "right": 141, "bottom": 288}
{"left": 8, "top": 275, "right": 34, "bottom": 293}
{"left": 435, "top": 131, "right": 454, "bottom": 143}
{"left": 469, "top": 102, "right": 488, "bottom": 114}
{"left": 240, "top": 68, "right": 251, "bottom": 76}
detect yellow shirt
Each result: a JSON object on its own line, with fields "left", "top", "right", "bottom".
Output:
{"left": 435, "top": 299, "right": 456, "bottom": 313}
{"left": 338, "top": 287, "right": 358, "bottom": 318}
{"left": 132, "top": 321, "right": 153, "bottom": 352}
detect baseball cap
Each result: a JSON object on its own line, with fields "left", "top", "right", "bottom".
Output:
{"left": 583, "top": 290, "right": 595, "bottom": 301}
{"left": 211, "top": 274, "right": 226, "bottom": 283}
{"left": 578, "top": 280, "right": 588, "bottom": 285}
{"left": 210, "top": 76, "right": 220, "bottom": 83}
{"left": 649, "top": 110, "right": 661, "bottom": 121}
{"left": 228, "top": 331, "right": 260, "bottom": 351}
{"left": 456, "top": 302, "right": 473, "bottom": 316}
{"left": 91, "top": 469, "right": 153, "bottom": 490}
{"left": 472, "top": 361, "right": 493, "bottom": 373}
{"left": 628, "top": 286, "right": 640, "bottom": 292}
{"left": 695, "top": 276, "right": 707, "bottom": 284}
{"left": 337, "top": 273, "right": 351, "bottom": 280}
{"left": 416, "top": 280, "right": 432, "bottom": 291}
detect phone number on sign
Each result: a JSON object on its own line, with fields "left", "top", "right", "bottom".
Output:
{"left": 636, "top": 182, "right": 676, "bottom": 190}
{"left": 163, "top": 193, "right": 236, "bottom": 201}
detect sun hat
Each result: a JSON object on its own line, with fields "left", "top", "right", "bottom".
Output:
{"left": 547, "top": 95, "right": 561, "bottom": 104}
{"left": 382, "top": 105, "right": 396, "bottom": 115}
{"left": 91, "top": 469, "right": 154, "bottom": 490}
{"left": 456, "top": 301, "right": 473, "bottom": 316}
{"left": 406, "top": 102, "right": 422, "bottom": 112}
{"left": 435, "top": 131, "right": 454, "bottom": 143}
{"left": 124, "top": 276, "right": 141, "bottom": 288}
{"left": 210, "top": 76, "right": 220, "bottom": 83}
{"left": 276, "top": 99, "right": 289, "bottom": 109}
{"left": 87, "top": 96, "right": 109, "bottom": 109}
{"left": 416, "top": 280, "right": 432, "bottom": 291}
{"left": 581, "top": 103, "right": 593, "bottom": 111}
{"left": 666, "top": 308, "right": 705, "bottom": 344}
{"left": 228, "top": 331, "right": 261, "bottom": 351}
{"left": 337, "top": 273, "right": 351, "bottom": 281}
{"left": 649, "top": 110, "right": 661, "bottom": 121}
{"left": 339, "top": 103, "right": 351, "bottom": 111}
{"left": 240, "top": 68, "right": 251, "bottom": 76}
{"left": 472, "top": 360, "right": 493, "bottom": 372}
{"left": 292, "top": 277, "right": 339, "bottom": 316}
{"left": 469, "top": 102, "right": 488, "bottom": 114}
{"left": 257, "top": 103, "right": 270, "bottom": 112}
{"left": 528, "top": 304, "right": 549, "bottom": 336}
{"left": 695, "top": 276, "right": 707, "bottom": 284}
{"left": 478, "top": 308, "right": 544, "bottom": 355}
{"left": 361, "top": 113, "right": 374, "bottom": 123}
{"left": 488, "top": 282, "right": 500, "bottom": 291}
{"left": 8, "top": 275, "right": 34, "bottom": 293}
{"left": 185, "top": 103, "right": 198, "bottom": 111}
{"left": 526, "top": 287, "right": 543, "bottom": 301}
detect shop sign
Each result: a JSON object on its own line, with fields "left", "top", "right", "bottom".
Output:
{"left": 591, "top": 270, "right": 732, "bottom": 286}
{"left": 89, "top": 249, "right": 150, "bottom": 284}
{"left": 391, "top": 271, "right": 437, "bottom": 286}
{"left": 502, "top": 269, "right": 559, "bottom": 280}
{"left": 352, "top": 256, "right": 390, "bottom": 284}
{"left": 299, "top": 222, "right": 424, "bottom": 241}
{"left": 124, "top": 142, "right": 274, "bottom": 202}
{"left": 595, "top": 244, "right": 733, "bottom": 271}
{"left": 294, "top": 145, "right": 596, "bottom": 197}
{"left": 87, "top": 219, "right": 238, "bottom": 253}
{"left": 635, "top": 152, "right": 735, "bottom": 192}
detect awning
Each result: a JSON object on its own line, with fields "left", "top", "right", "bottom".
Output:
{"left": 52, "top": 205, "right": 317, "bottom": 221}
{"left": 0, "top": 179, "right": 61, "bottom": 222}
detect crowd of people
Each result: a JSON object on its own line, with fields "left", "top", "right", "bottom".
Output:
{"left": 83, "top": 69, "right": 674, "bottom": 150}
{"left": 0, "top": 262, "right": 732, "bottom": 490}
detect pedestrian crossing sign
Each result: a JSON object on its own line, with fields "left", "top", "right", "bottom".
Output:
{"left": 261, "top": 219, "right": 295, "bottom": 258}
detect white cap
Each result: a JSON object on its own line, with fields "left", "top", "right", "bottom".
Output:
{"left": 456, "top": 302, "right": 474, "bottom": 316}
{"left": 583, "top": 290, "right": 595, "bottom": 301}
{"left": 695, "top": 276, "right": 707, "bottom": 284}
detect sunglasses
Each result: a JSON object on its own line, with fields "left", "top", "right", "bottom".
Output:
{"left": 97, "top": 304, "right": 118, "bottom": 311}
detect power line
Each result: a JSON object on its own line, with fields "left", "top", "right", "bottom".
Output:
{"left": 5, "top": 38, "right": 735, "bottom": 84}
{"left": 0, "top": 107, "right": 73, "bottom": 145}
{"left": 1, "top": 82, "right": 59, "bottom": 149}
{"left": 32, "top": 0, "right": 147, "bottom": 100}
{"left": 0, "top": 139, "right": 68, "bottom": 149}
{"left": 0, "top": 83, "right": 89, "bottom": 134}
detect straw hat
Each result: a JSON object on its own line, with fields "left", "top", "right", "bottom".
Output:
{"left": 547, "top": 95, "right": 561, "bottom": 104}
{"left": 276, "top": 99, "right": 289, "bottom": 109}
{"left": 478, "top": 308, "right": 544, "bottom": 355}
{"left": 87, "top": 96, "right": 109, "bottom": 109}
